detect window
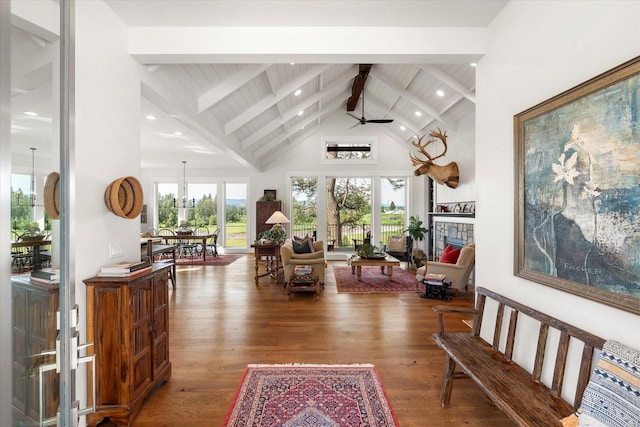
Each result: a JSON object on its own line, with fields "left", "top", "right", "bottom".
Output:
{"left": 157, "top": 183, "right": 178, "bottom": 228}
{"left": 186, "top": 183, "right": 217, "bottom": 229}
{"left": 321, "top": 136, "right": 378, "bottom": 163}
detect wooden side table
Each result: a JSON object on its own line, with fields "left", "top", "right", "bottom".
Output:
{"left": 251, "top": 243, "right": 281, "bottom": 285}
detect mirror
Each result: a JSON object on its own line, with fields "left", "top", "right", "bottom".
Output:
{"left": 9, "top": 3, "right": 61, "bottom": 424}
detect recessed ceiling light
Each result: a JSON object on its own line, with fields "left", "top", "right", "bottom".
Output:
{"left": 294, "top": 89, "right": 302, "bottom": 96}
{"left": 436, "top": 90, "right": 445, "bottom": 97}
{"left": 145, "top": 114, "right": 157, "bottom": 121}
{"left": 24, "top": 111, "right": 38, "bottom": 116}
{"left": 297, "top": 110, "right": 304, "bottom": 116}
{"left": 174, "top": 131, "right": 183, "bottom": 136}
{"left": 470, "top": 62, "right": 477, "bottom": 67}
{"left": 415, "top": 111, "right": 422, "bottom": 117}
{"left": 290, "top": 62, "right": 295, "bottom": 66}
{"left": 400, "top": 125, "right": 406, "bottom": 131}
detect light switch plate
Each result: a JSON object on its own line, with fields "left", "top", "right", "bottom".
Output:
{"left": 109, "top": 242, "right": 124, "bottom": 259}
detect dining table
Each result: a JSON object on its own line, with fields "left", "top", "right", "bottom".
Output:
{"left": 11, "top": 239, "right": 52, "bottom": 271}
{"left": 160, "top": 233, "right": 214, "bottom": 264}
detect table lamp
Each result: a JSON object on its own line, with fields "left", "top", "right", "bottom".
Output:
{"left": 265, "top": 210, "right": 290, "bottom": 234}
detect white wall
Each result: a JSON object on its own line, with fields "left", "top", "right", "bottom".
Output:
{"left": 476, "top": 0, "right": 640, "bottom": 352}
{"left": 75, "top": 2, "right": 142, "bottom": 420}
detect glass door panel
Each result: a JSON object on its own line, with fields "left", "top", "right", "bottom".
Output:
{"left": 224, "top": 183, "right": 247, "bottom": 248}
{"left": 326, "top": 177, "right": 371, "bottom": 249}
{"left": 291, "top": 177, "right": 318, "bottom": 239}
{"left": 186, "top": 183, "right": 217, "bottom": 230}
{"left": 6, "top": 1, "right": 65, "bottom": 425}
{"left": 157, "top": 183, "right": 178, "bottom": 230}
{"left": 380, "top": 177, "right": 407, "bottom": 247}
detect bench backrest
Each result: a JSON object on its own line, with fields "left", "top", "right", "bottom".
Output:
{"left": 472, "top": 287, "right": 606, "bottom": 410}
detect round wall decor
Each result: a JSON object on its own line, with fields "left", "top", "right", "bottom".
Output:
{"left": 104, "top": 176, "right": 144, "bottom": 219}
{"left": 44, "top": 171, "right": 60, "bottom": 219}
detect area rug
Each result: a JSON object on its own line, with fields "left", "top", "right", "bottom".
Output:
{"left": 333, "top": 265, "right": 418, "bottom": 293}
{"left": 223, "top": 364, "right": 399, "bottom": 427}
{"left": 174, "top": 254, "right": 244, "bottom": 266}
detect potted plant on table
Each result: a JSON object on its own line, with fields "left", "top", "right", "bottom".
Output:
{"left": 259, "top": 227, "right": 286, "bottom": 245}
{"left": 177, "top": 220, "right": 192, "bottom": 235}
{"left": 23, "top": 221, "right": 44, "bottom": 241}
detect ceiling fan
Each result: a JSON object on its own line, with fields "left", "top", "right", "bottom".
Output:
{"left": 346, "top": 67, "right": 393, "bottom": 126}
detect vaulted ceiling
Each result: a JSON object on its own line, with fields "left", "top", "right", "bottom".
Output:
{"left": 10, "top": 1, "right": 509, "bottom": 172}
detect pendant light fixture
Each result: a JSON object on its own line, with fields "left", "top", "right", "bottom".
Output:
{"left": 17, "top": 147, "right": 42, "bottom": 207}
{"left": 174, "top": 160, "right": 195, "bottom": 208}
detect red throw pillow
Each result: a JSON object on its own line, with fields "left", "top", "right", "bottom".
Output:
{"left": 440, "top": 246, "right": 460, "bottom": 263}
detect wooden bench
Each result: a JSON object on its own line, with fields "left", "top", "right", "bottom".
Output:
{"left": 432, "top": 286, "right": 606, "bottom": 427}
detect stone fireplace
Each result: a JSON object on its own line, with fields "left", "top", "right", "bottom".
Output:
{"left": 432, "top": 220, "right": 474, "bottom": 260}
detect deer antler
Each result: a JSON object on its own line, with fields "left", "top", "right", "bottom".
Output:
{"left": 410, "top": 128, "right": 450, "bottom": 165}
{"left": 428, "top": 128, "right": 448, "bottom": 160}
{"left": 410, "top": 134, "right": 432, "bottom": 166}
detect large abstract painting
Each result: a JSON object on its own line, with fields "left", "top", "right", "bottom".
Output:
{"left": 514, "top": 56, "right": 640, "bottom": 314}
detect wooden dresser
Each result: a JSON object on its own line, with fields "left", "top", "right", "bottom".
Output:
{"left": 11, "top": 276, "right": 59, "bottom": 424}
{"left": 256, "top": 200, "right": 281, "bottom": 238}
{"left": 84, "top": 263, "right": 171, "bottom": 426}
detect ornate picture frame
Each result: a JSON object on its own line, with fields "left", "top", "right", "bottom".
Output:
{"left": 514, "top": 56, "right": 640, "bottom": 314}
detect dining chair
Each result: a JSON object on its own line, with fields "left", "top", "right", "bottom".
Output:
{"left": 193, "top": 226, "right": 210, "bottom": 257}
{"left": 206, "top": 228, "right": 219, "bottom": 257}
{"left": 157, "top": 228, "right": 177, "bottom": 259}
{"left": 11, "top": 233, "right": 33, "bottom": 274}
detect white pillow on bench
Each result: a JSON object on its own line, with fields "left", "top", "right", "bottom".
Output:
{"left": 563, "top": 340, "right": 640, "bottom": 427}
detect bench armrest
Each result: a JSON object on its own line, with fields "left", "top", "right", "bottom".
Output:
{"left": 432, "top": 305, "right": 477, "bottom": 336}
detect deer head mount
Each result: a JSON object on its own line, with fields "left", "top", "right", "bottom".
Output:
{"left": 410, "top": 128, "right": 460, "bottom": 189}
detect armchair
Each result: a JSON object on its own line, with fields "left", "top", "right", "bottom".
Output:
{"left": 385, "top": 235, "right": 413, "bottom": 267}
{"left": 280, "top": 239, "right": 327, "bottom": 285}
{"left": 416, "top": 244, "right": 475, "bottom": 291}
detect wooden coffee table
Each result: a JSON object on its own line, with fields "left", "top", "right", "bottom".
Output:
{"left": 350, "top": 255, "right": 401, "bottom": 281}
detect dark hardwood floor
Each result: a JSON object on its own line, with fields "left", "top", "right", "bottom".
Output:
{"left": 127, "top": 255, "right": 514, "bottom": 426}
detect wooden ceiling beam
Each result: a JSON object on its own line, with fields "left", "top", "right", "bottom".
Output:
{"left": 346, "top": 64, "right": 372, "bottom": 111}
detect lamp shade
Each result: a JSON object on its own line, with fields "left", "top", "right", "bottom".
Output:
{"left": 265, "top": 210, "right": 290, "bottom": 224}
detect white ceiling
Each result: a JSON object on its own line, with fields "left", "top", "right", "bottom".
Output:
{"left": 11, "top": 1, "right": 509, "bottom": 172}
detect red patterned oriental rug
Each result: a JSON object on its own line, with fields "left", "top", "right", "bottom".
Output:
{"left": 223, "top": 364, "right": 399, "bottom": 427}
{"left": 174, "top": 254, "right": 244, "bottom": 266}
{"left": 333, "top": 265, "right": 418, "bottom": 293}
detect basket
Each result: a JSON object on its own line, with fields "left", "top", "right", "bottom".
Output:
{"left": 104, "top": 176, "right": 144, "bottom": 219}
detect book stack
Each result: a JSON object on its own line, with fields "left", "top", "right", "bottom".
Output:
{"left": 420, "top": 273, "right": 451, "bottom": 301}
{"left": 98, "top": 261, "right": 152, "bottom": 277}
{"left": 422, "top": 273, "right": 446, "bottom": 284}
{"left": 30, "top": 268, "right": 60, "bottom": 285}
{"left": 293, "top": 265, "right": 314, "bottom": 276}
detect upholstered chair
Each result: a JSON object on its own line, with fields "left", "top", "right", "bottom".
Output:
{"left": 280, "top": 239, "right": 327, "bottom": 285}
{"left": 385, "top": 235, "right": 413, "bottom": 267}
{"left": 416, "top": 244, "right": 475, "bottom": 291}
